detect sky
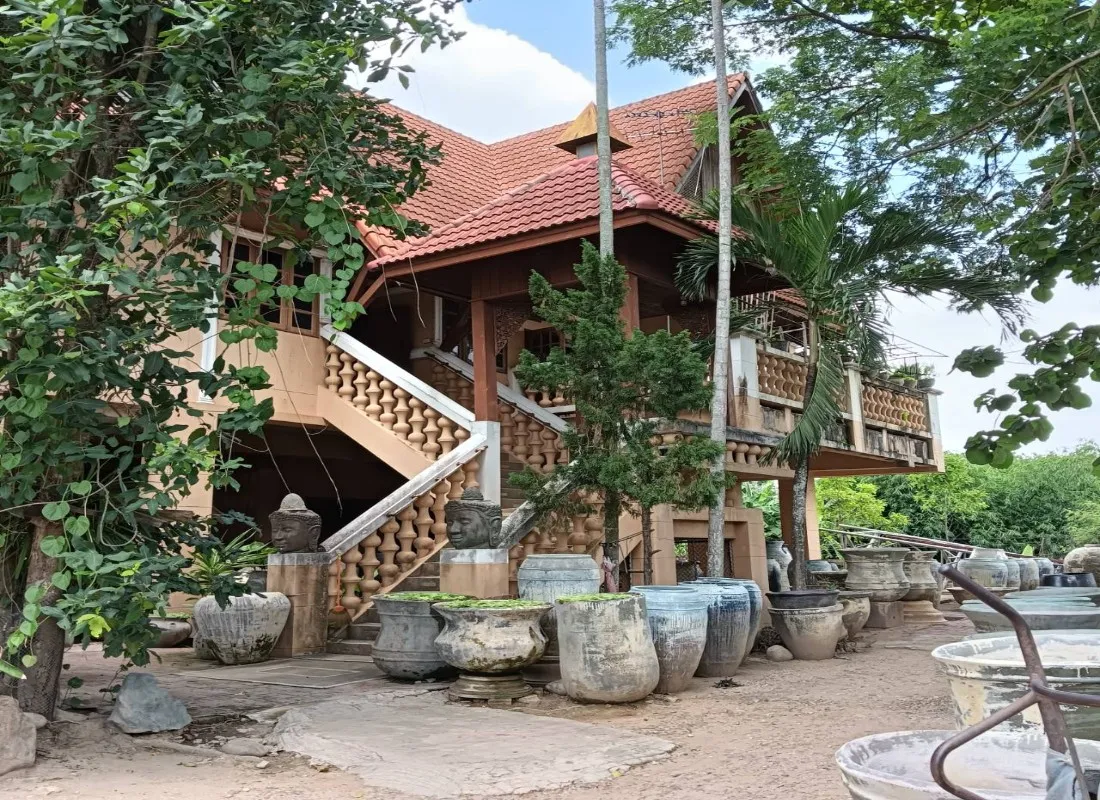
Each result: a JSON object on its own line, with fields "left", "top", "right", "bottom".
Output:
{"left": 364, "top": 1, "right": 1099, "bottom": 455}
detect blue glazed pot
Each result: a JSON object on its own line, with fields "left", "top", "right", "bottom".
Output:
{"left": 688, "top": 578, "right": 764, "bottom": 642}
{"left": 679, "top": 582, "right": 751, "bottom": 677}
{"left": 630, "top": 586, "right": 709, "bottom": 694}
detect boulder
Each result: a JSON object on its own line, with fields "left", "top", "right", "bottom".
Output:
{"left": 24, "top": 712, "right": 48, "bottom": 730}
{"left": 220, "top": 737, "right": 269, "bottom": 757}
{"left": 0, "top": 696, "right": 36, "bottom": 775}
{"left": 766, "top": 645, "right": 794, "bottom": 663}
{"left": 108, "top": 673, "right": 191, "bottom": 734}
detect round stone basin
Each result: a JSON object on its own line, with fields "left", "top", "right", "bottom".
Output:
{"left": 836, "top": 729, "right": 1100, "bottom": 799}
{"left": 959, "top": 599, "right": 1100, "bottom": 633}
{"left": 1006, "top": 587, "right": 1100, "bottom": 605}
{"left": 932, "top": 632, "right": 1100, "bottom": 740}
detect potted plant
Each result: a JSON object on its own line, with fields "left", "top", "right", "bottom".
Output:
{"left": 371, "top": 591, "right": 470, "bottom": 681}
{"left": 916, "top": 364, "right": 936, "bottom": 389}
{"left": 189, "top": 532, "right": 286, "bottom": 664}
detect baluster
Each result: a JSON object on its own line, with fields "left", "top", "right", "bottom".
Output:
{"left": 341, "top": 548, "right": 363, "bottom": 612}
{"left": 462, "top": 458, "right": 480, "bottom": 490}
{"left": 352, "top": 363, "right": 369, "bottom": 411}
{"left": 499, "top": 404, "right": 514, "bottom": 451}
{"left": 457, "top": 379, "right": 472, "bottom": 410}
{"left": 431, "top": 362, "right": 447, "bottom": 393}
{"left": 365, "top": 370, "right": 383, "bottom": 422}
{"left": 536, "top": 525, "right": 554, "bottom": 553}
{"left": 327, "top": 560, "right": 342, "bottom": 607}
{"left": 747, "top": 444, "right": 762, "bottom": 465}
{"left": 358, "top": 530, "right": 382, "bottom": 598}
{"left": 422, "top": 407, "right": 441, "bottom": 459}
{"left": 445, "top": 370, "right": 461, "bottom": 404}
{"left": 408, "top": 397, "right": 426, "bottom": 451}
{"left": 377, "top": 517, "right": 401, "bottom": 587}
{"left": 526, "top": 421, "right": 544, "bottom": 470}
{"left": 525, "top": 388, "right": 538, "bottom": 406}
{"left": 325, "top": 345, "right": 342, "bottom": 393}
{"left": 430, "top": 480, "right": 450, "bottom": 545}
{"left": 513, "top": 414, "right": 529, "bottom": 460}
{"left": 379, "top": 379, "right": 396, "bottom": 429}
{"left": 552, "top": 386, "right": 566, "bottom": 406}
{"left": 556, "top": 433, "right": 568, "bottom": 466}
{"left": 395, "top": 503, "right": 417, "bottom": 571}
{"left": 447, "top": 469, "right": 465, "bottom": 500}
{"left": 413, "top": 492, "right": 434, "bottom": 558}
{"left": 538, "top": 388, "right": 552, "bottom": 408}
{"left": 438, "top": 416, "right": 456, "bottom": 454}
{"left": 569, "top": 512, "right": 588, "bottom": 553}
{"left": 454, "top": 425, "right": 469, "bottom": 446}
{"left": 338, "top": 353, "right": 355, "bottom": 402}
{"left": 393, "top": 388, "right": 411, "bottom": 440}
{"left": 540, "top": 425, "right": 557, "bottom": 473}
{"left": 521, "top": 530, "right": 539, "bottom": 561}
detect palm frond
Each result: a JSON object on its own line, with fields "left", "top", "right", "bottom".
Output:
{"left": 884, "top": 262, "right": 1026, "bottom": 330}
{"left": 769, "top": 340, "right": 845, "bottom": 466}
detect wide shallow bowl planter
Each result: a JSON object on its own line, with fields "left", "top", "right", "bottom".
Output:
{"left": 1016, "top": 558, "right": 1041, "bottom": 592}
{"left": 683, "top": 582, "right": 752, "bottom": 677}
{"left": 517, "top": 554, "right": 600, "bottom": 686}
{"left": 770, "top": 604, "right": 844, "bottom": 660}
{"left": 433, "top": 600, "right": 549, "bottom": 674}
{"left": 835, "top": 729, "right": 1100, "bottom": 800}
{"left": 837, "top": 591, "right": 871, "bottom": 639}
{"left": 932, "top": 632, "right": 1100, "bottom": 740}
{"left": 556, "top": 594, "right": 659, "bottom": 703}
{"left": 841, "top": 548, "right": 910, "bottom": 602}
{"left": 149, "top": 618, "right": 191, "bottom": 648}
{"left": 1065, "top": 543, "right": 1100, "bottom": 587}
{"left": 191, "top": 592, "right": 291, "bottom": 665}
{"left": 902, "top": 552, "right": 939, "bottom": 603}
{"left": 686, "top": 578, "right": 763, "bottom": 637}
{"left": 959, "top": 598, "right": 1100, "bottom": 633}
{"left": 1007, "top": 587, "right": 1100, "bottom": 604}
{"left": 630, "top": 586, "right": 708, "bottom": 694}
{"left": 767, "top": 589, "right": 839, "bottom": 610}
{"left": 372, "top": 592, "right": 470, "bottom": 681}
{"left": 1043, "top": 571, "right": 1098, "bottom": 588}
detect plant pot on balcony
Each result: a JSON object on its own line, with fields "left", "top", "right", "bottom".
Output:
{"left": 917, "top": 377, "right": 936, "bottom": 389}
{"left": 372, "top": 592, "right": 470, "bottom": 681}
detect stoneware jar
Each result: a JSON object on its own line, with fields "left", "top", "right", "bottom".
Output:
{"left": 630, "top": 586, "right": 709, "bottom": 694}
{"left": 433, "top": 600, "right": 550, "bottom": 675}
{"left": 837, "top": 591, "right": 871, "bottom": 639}
{"left": 371, "top": 592, "right": 469, "bottom": 681}
{"left": 682, "top": 582, "right": 752, "bottom": 677}
{"left": 971, "top": 547, "right": 1007, "bottom": 560}
{"left": 956, "top": 554, "right": 1009, "bottom": 589}
{"left": 517, "top": 554, "right": 601, "bottom": 685}
{"left": 1003, "top": 558, "right": 1022, "bottom": 591}
{"left": 191, "top": 592, "right": 291, "bottom": 665}
{"left": 769, "top": 604, "right": 845, "bottom": 660}
{"left": 841, "top": 548, "right": 910, "bottom": 602}
{"left": 1065, "top": 544, "right": 1100, "bottom": 587}
{"left": 1035, "top": 558, "right": 1056, "bottom": 580}
{"left": 902, "top": 551, "right": 939, "bottom": 603}
{"left": 556, "top": 594, "right": 659, "bottom": 703}
{"left": 688, "top": 577, "right": 763, "bottom": 637}
{"left": 1017, "top": 558, "right": 1041, "bottom": 592}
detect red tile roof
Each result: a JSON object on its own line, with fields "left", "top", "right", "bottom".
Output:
{"left": 364, "top": 74, "right": 746, "bottom": 266}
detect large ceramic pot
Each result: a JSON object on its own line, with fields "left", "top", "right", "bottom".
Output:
{"left": 1065, "top": 543, "right": 1100, "bottom": 587}
{"left": 556, "top": 594, "right": 659, "bottom": 703}
{"left": 766, "top": 540, "right": 792, "bottom": 592}
{"left": 1015, "top": 558, "right": 1041, "bottom": 591}
{"left": 766, "top": 589, "right": 838, "bottom": 610}
{"left": 191, "top": 592, "right": 291, "bottom": 665}
{"left": 682, "top": 582, "right": 752, "bottom": 677}
{"left": 841, "top": 548, "right": 910, "bottom": 602}
{"left": 372, "top": 592, "right": 469, "bottom": 680}
{"left": 933, "top": 632, "right": 1100, "bottom": 740}
{"left": 1043, "top": 571, "right": 1098, "bottom": 588}
{"left": 971, "top": 547, "right": 1006, "bottom": 559}
{"left": 836, "top": 730, "right": 1100, "bottom": 800}
{"left": 1003, "top": 558, "right": 1021, "bottom": 590}
{"left": 837, "top": 591, "right": 871, "bottom": 639}
{"left": 630, "top": 586, "right": 708, "bottom": 694}
{"left": 517, "top": 554, "right": 600, "bottom": 685}
{"left": 1035, "top": 557, "right": 1055, "bottom": 580}
{"left": 902, "top": 552, "right": 939, "bottom": 603}
{"left": 433, "top": 600, "right": 549, "bottom": 675}
{"left": 806, "top": 559, "right": 834, "bottom": 573}
{"left": 955, "top": 555, "right": 1008, "bottom": 590}
{"left": 687, "top": 578, "right": 763, "bottom": 638}
{"left": 959, "top": 598, "right": 1100, "bottom": 632}
{"left": 770, "top": 604, "right": 844, "bottom": 660}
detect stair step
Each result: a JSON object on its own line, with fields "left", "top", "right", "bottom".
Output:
{"left": 395, "top": 576, "right": 440, "bottom": 591}
{"left": 418, "top": 561, "right": 440, "bottom": 578}
{"left": 348, "top": 621, "right": 379, "bottom": 641}
{"left": 327, "top": 639, "right": 374, "bottom": 657}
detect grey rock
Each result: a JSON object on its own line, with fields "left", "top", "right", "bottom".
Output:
{"left": 766, "top": 645, "right": 794, "bottom": 663}
{"left": 108, "top": 672, "right": 191, "bottom": 734}
{"left": 220, "top": 737, "right": 269, "bottom": 757}
{"left": 24, "top": 712, "right": 48, "bottom": 730}
{"left": 544, "top": 680, "right": 567, "bottom": 696}
{"left": 0, "top": 696, "right": 36, "bottom": 775}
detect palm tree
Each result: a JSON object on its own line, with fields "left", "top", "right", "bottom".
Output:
{"left": 677, "top": 184, "right": 1024, "bottom": 589}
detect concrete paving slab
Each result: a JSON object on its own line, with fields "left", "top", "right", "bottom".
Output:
{"left": 185, "top": 656, "right": 385, "bottom": 688}
{"left": 275, "top": 692, "right": 674, "bottom": 797}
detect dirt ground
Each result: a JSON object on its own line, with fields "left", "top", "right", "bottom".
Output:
{"left": 0, "top": 615, "right": 971, "bottom": 800}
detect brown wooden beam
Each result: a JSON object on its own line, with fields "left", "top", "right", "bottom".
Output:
{"left": 620, "top": 272, "right": 641, "bottom": 334}
{"left": 470, "top": 299, "right": 498, "bottom": 422}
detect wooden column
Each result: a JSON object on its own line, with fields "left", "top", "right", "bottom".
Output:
{"left": 619, "top": 272, "right": 640, "bottom": 334}
{"left": 470, "top": 299, "right": 498, "bottom": 422}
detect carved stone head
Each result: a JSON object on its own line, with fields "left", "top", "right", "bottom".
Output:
{"left": 445, "top": 489, "right": 503, "bottom": 550}
{"left": 269, "top": 493, "right": 322, "bottom": 553}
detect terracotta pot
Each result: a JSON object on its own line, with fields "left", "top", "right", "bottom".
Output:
{"left": 556, "top": 595, "right": 659, "bottom": 703}
{"left": 192, "top": 592, "right": 291, "bottom": 665}
{"left": 433, "top": 603, "right": 549, "bottom": 674}
{"left": 1065, "top": 544, "right": 1100, "bottom": 587}
{"left": 902, "top": 552, "right": 939, "bottom": 603}
{"left": 841, "top": 548, "right": 910, "bottom": 602}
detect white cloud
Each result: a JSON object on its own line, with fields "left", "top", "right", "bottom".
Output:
{"left": 348, "top": 5, "right": 594, "bottom": 143}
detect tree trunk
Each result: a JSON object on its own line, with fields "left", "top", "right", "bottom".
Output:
{"left": 603, "top": 490, "right": 621, "bottom": 590}
{"left": 641, "top": 505, "right": 653, "bottom": 585}
{"left": 593, "top": 0, "right": 614, "bottom": 258}
{"left": 17, "top": 517, "right": 65, "bottom": 719}
{"left": 789, "top": 458, "right": 811, "bottom": 590}
{"left": 705, "top": 0, "right": 734, "bottom": 579}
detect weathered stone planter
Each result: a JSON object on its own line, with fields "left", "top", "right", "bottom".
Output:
{"left": 770, "top": 604, "right": 844, "bottom": 660}
{"left": 517, "top": 554, "right": 600, "bottom": 686}
{"left": 1065, "top": 543, "right": 1100, "bottom": 587}
{"left": 837, "top": 591, "right": 871, "bottom": 639}
{"left": 767, "top": 589, "right": 838, "bottom": 609}
{"left": 933, "top": 632, "right": 1100, "bottom": 740}
{"left": 434, "top": 600, "right": 550, "bottom": 700}
{"left": 766, "top": 540, "right": 791, "bottom": 592}
{"left": 630, "top": 586, "right": 708, "bottom": 694}
{"left": 841, "top": 549, "right": 910, "bottom": 602}
{"left": 372, "top": 592, "right": 469, "bottom": 681}
{"left": 835, "top": 730, "right": 1100, "bottom": 800}
{"left": 1016, "top": 558, "right": 1040, "bottom": 591}
{"left": 149, "top": 618, "right": 191, "bottom": 648}
{"left": 684, "top": 582, "right": 752, "bottom": 677}
{"left": 809, "top": 570, "right": 849, "bottom": 591}
{"left": 902, "top": 552, "right": 938, "bottom": 602}
{"left": 191, "top": 592, "right": 291, "bottom": 665}
{"left": 556, "top": 594, "right": 659, "bottom": 703}
{"left": 959, "top": 598, "right": 1100, "bottom": 632}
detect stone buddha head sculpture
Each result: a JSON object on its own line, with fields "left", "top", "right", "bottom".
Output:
{"left": 445, "top": 488, "right": 504, "bottom": 550}
{"left": 269, "top": 493, "right": 322, "bottom": 553}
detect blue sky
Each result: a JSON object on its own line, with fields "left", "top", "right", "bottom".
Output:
{"left": 358, "top": 2, "right": 1099, "bottom": 454}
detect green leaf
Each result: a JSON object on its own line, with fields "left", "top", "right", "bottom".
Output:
{"left": 41, "top": 501, "right": 70, "bottom": 521}
{"left": 51, "top": 571, "right": 71, "bottom": 591}
{"left": 21, "top": 654, "right": 37, "bottom": 669}
{"left": 10, "top": 173, "right": 34, "bottom": 192}
{"left": 304, "top": 212, "right": 326, "bottom": 228}
{"left": 0, "top": 661, "right": 24, "bottom": 681}
{"left": 69, "top": 480, "right": 92, "bottom": 496}
{"left": 39, "top": 537, "right": 66, "bottom": 558}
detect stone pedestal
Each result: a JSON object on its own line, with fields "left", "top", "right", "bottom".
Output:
{"left": 902, "top": 600, "right": 945, "bottom": 624}
{"left": 865, "top": 600, "right": 904, "bottom": 629}
{"left": 440, "top": 549, "right": 509, "bottom": 599}
{"left": 266, "top": 552, "right": 330, "bottom": 658}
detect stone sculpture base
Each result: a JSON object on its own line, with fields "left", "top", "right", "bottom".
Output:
{"left": 440, "top": 549, "right": 509, "bottom": 599}
{"left": 449, "top": 673, "right": 532, "bottom": 701}
{"left": 902, "top": 600, "right": 945, "bottom": 624}
{"left": 266, "top": 552, "right": 330, "bottom": 658}
{"left": 865, "top": 600, "right": 904, "bottom": 629}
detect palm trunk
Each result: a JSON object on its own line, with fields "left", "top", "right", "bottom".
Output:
{"left": 789, "top": 321, "right": 821, "bottom": 590}
{"left": 641, "top": 505, "right": 653, "bottom": 585}
{"left": 593, "top": 0, "right": 613, "bottom": 258}
{"left": 705, "top": 0, "right": 734, "bottom": 579}
{"left": 17, "top": 517, "right": 65, "bottom": 719}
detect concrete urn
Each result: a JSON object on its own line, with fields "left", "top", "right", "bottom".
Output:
{"left": 191, "top": 592, "right": 291, "bottom": 665}
{"left": 371, "top": 593, "right": 469, "bottom": 681}
{"left": 556, "top": 594, "right": 660, "bottom": 703}
{"left": 901, "top": 551, "right": 939, "bottom": 603}
{"left": 1065, "top": 543, "right": 1100, "bottom": 588}
{"left": 837, "top": 591, "right": 871, "bottom": 639}
{"left": 770, "top": 604, "right": 845, "bottom": 660}
{"left": 433, "top": 601, "right": 550, "bottom": 674}
{"left": 841, "top": 548, "right": 910, "bottom": 602}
